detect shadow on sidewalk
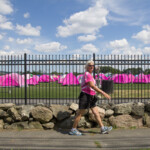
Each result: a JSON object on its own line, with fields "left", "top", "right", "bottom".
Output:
{"left": 54, "top": 127, "right": 100, "bottom": 135}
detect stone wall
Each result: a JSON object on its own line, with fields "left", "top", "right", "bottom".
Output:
{"left": 0, "top": 102, "right": 150, "bottom": 130}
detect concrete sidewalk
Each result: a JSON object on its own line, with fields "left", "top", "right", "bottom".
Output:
{"left": 0, "top": 128, "right": 150, "bottom": 150}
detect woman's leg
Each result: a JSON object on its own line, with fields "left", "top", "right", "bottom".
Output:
{"left": 72, "top": 109, "right": 85, "bottom": 128}
{"left": 90, "top": 106, "right": 104, "bottom": 127}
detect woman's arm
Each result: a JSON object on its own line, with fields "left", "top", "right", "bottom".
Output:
{"left": 88, "top": 81, "right": 111, "bottom": 100}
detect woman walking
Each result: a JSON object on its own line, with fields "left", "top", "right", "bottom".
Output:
{"left": 69, "top": 60, "right": 112, "bottom": 135}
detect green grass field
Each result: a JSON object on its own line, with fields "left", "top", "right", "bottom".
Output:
{"left": 0, "top": 82, "right": 150, "bottom": 99}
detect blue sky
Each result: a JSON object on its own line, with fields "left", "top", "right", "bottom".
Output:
{"left": 0, "top": 0, "right": 150, "bottom": 56}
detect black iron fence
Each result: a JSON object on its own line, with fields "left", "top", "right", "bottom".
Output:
{"left": 0, "top": 53, "right": 150, "bottom": 105}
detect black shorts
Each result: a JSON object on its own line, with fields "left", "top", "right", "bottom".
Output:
{"left": 78, "top": 92, "right": 98, "bottom": 109}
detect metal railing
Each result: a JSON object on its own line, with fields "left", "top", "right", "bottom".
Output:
{"left": 0, "top": 53, "right": 150, "bottom": 105}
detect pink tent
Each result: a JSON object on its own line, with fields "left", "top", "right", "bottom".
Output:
{"left": 32, "top": 75, "right": 40, "bottom": 82}
{"left": 49, "top": 74, "right": 59, "bottom": 82}
{"left": 39, "top": 75, "right": 53, "bottom": 82}
{"left": 77, "top": 74, "right": 83, "bottom": 84}
{"left": 58, "top": 77, "right": 63, "bottom": 83}
{"left": 0, "top": 76, "right": 3, "bottom": 86}
{"left": 111, "top": 74, "right": 131, "bottom": 83}
{"left": 95, "top": 73, "right": 108, "bottom": 80}
{"left": 0, "top": 73, "right": 25, "bottom": 87}
{"left": 22, "top": 74, "right": 32, "bottom": 79}
{"left": 58, "top": 75, "right": 66, "bottom": 84}
{"left": 146, "top": 74, "right": 150, "bottom": 83}
{"left": 128, "top": 74, "right": 135, "bottom": 83}
{"left": 133, "top": 73, "right": 149, "bottom": 83}
{"left": 62, "top": 73, "right": 79, "bottom": 85}
{"left": 27, "top": 75, "right": 39, "bottom": 85}
{"left": 52, "top": 75, "right": 59, "bottom": 81}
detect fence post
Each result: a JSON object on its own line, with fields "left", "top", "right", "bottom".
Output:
{"left": 93, "top": 53, "right": 95, "bottom": 79}
{"left": 24, "top": 53, "right": 27, "bottom": 105}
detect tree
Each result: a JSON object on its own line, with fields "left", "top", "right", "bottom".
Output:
{"left": 122, "top": 67, "right": 143, "bottom": 75}
{"left": 144, "top": 69, "right": 150, "bottom": 74}
{"left": 51, "top": 71, "right": 60, "bottom": 75}
{"left": 98, "top": 66, "right": 121, "bottom": 74}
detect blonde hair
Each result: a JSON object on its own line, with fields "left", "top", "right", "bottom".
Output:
{"left": 85, "top": 60, "right": 94, "bottom": 71}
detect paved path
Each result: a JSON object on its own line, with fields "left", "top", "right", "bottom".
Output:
{"left": 0, "top": 128, "right": 150, "bottom": 150}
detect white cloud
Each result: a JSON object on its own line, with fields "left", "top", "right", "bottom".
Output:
{"left": 16, "top": 23, "right": 41, "bottom": 36}
{"left": 71, "top": 54, "right": 81, "bottom": 60}
{"left": 78, "top": 34, "right": 96, "bottom": 42}
{"left": 0, "top": 50, "right": 14, "bottom": 55}
{"left": 109, "top": 38, "right": 143, "bottom": 55}
{"left": 143, "top": 47, "right": 150, "bottom": 54}
{"left": 24, "top": 12, "right": 30, "bottom": 18}
{"left": 101, "top": 0, "right": 149, "bottom": 25}
{"left": 8, "top": 37, "right": 14, "bottom": 42}
{"left": 132, "top": 25, "right": 150, "bottom": 44}
{"left": 57, "top": 0, "right": 108, "bottom": 37}
{"left": 0, "top": 21, "right": 13, "bottom": 30}
{"left": 16, "top": 38, "right": 32, "bottom": 44}
{"left": 109, "top": 38, "right": 129, "bottom": 49}
{"left": 4, "top": 45, "right": 10, "bottom": 50}
{"left": 0, "top": 14, "right": 7, "bottom": 22}
{"left": 111, "top": 47, "right": 143, "bottom": 55}
{"left": 74, "top": 43, "right": 99, "bottom": 54}
{"left": 81, "top": 44, "right": 99, "bottom": 53}
{"left": 34, "top": 42, "right": 67, "bottom": 52}
{"left": 0, "top": 2, "right": 14, "bottom": 30}
{"left": 20, "top": 48, "right": 31, "bottom": 54}
{"left": 0, "top": 34, "right": 3, "bottom": 40}
{"left": 13, "top": 49, "right": 31, "bottom": 55}
{"left": 0, "top": 48, "right": 31, "bottom": 55}
{"left": 0, "top": 15, "right": 14, "bottom": 30}
{"left": 0, "top": 0, "right": 13, "bottom": 15}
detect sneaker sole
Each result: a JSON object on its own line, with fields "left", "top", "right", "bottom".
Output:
{"left": 101, "top": 127, "right": 112, "bottom": 134}
{"left": 101, "top": 131, "right": 109, "bottom": 134}
{"left": 69, "top": 132, "right": 82, "bottom": 136}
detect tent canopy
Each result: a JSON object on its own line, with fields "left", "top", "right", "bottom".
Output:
{"left": 62, "top": 73, "right": 79, "bottom": 85}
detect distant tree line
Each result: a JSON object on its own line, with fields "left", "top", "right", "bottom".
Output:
{"left": 99, "top": 66, "right": 150, "bottom": 75}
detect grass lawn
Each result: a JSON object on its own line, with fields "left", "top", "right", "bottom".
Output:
{"left": 0, "top": 82, "right": 150, "bottom": 99}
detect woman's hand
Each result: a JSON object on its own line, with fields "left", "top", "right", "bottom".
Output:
{"left": 103, "top": 92, "right": 111, "bottom": 100}
{"left": 88, "top": 81, "right": 111, "bottom": 100}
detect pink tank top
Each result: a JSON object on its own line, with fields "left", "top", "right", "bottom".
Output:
{"left": 81, "top": 72, "right": 96, "bottom": 95}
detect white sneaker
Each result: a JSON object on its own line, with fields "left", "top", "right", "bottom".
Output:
{"left": 69, "top": 128, "right": 82, "bottom": 135}
{"left": 101, "top": 126, "right": 112, "bottom": 134}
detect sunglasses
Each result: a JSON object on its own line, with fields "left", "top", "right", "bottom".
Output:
{"left": 88, "top": 65, "right": 94, "bottom": 67}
